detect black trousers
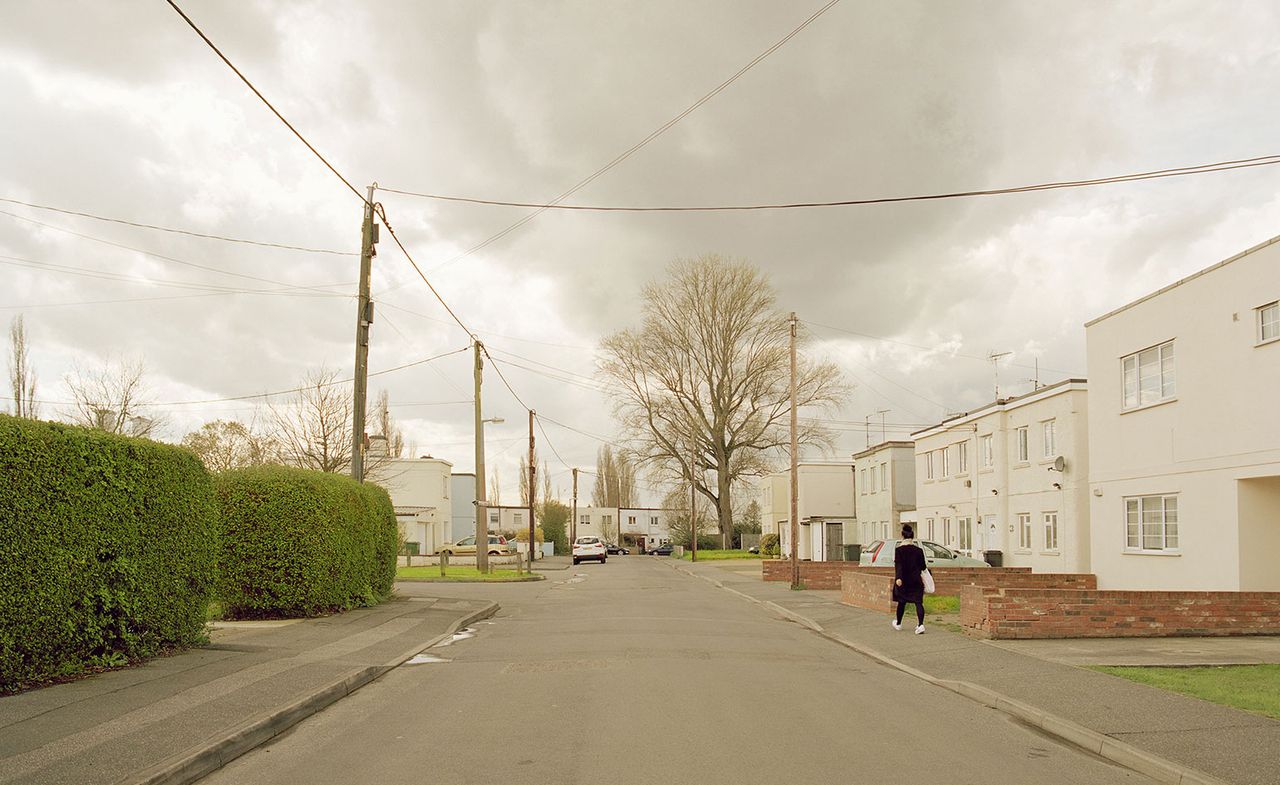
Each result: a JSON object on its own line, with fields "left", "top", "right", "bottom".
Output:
{"left": 896, "top": 600, "right": 924, "bottom": 625}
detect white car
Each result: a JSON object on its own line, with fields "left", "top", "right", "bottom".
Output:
{"left": 572, "top": 536, "right": 607, "bottom": 565}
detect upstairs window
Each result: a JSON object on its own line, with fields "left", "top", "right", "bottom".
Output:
{"left": 1042, "top": 420, "right": 1056, "bottom": 458}
{"left": 940, "top": 447, "right": 951, "bottom": 477}
{"left": 981, "top": 434, "right": 993, "bottom": 467}
{"left": 1016, "top": 427, "right": 1029, "bottom": 463}
{"left": 1259, "top": 301, "right": 1279, "bottom": 344}
{"left": 957, "top": 442, "right": 968, "bottom": 473}
{"left": 860, "top": 468, "right": 867, "bottom": 494}
{"left": 925, "top": 452, "right": 935, "bottom": 480}
{"left": 880, "top": 463, "right": 887, "bottom": 490}
{"left": 1122, "top": 341, "right": 1175, "bottom": 410}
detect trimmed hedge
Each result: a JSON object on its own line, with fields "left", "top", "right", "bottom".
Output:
{"left": 0, "top": 416, "right": 218, "bottom": 693}
{"left": 215, "top": 466, "right": 398, "bottom": 618}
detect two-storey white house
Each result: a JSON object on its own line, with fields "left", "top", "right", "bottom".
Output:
{"left": 912, "top": 379, "right": 1091, "bottom": 572}
{"left": 762, "top": 463, "right": 857, "bottom": 561}
{"left": 376, "top": 456, "right": 453, "bottom": 556}
{"left": 1085, "top": 235, "right": 1280, "bottom": 591}
{"left": 573, "top": 506, "right": 678, "bottom": 550}
{"left": 852, "top": 441, "right": 916, "bottom": 546}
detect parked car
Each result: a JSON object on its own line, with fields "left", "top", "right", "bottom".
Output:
{"left": 859, "top": 539, "right": 990, "bottom": 568}
{"left": 648, "top": 543, "right": 675, "bottom": 556}
{"left": 605, "top": 543, "right": 629, "bottom": 555}
{"left": 439, "top": 534, "right": 514, "bottom": 556}
{"left": 573, "top": 536, "right": 607, "bottom": 565}
{"left": 747, "top": 545, "right": 759, "bottom": 554}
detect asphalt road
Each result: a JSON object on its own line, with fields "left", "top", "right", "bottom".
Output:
{"left": 204, "top": 557, "right": 1156, "bottom": 785}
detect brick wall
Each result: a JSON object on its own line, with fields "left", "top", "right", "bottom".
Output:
{"left": 761, "top": 560, "right": 863, "bottom": 589}
{"left": 841, "top": 571, "right": 896, "bottom": 613}
{"left": 843, "top": 570, "right": 1097, "bottom": 615}
{"left": 961, "top": 586, "right": 1280, "bottom": 639}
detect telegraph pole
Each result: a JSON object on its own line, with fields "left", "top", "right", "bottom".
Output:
{"left": 528, "top": 409, "right": 536, "bottom": 571}
{"left": 571, "top": 468, "right": 579, "bottom": 550}
{"left": 350, "top": 184, "right": 377, "bottom": 482}
{"left": 689, "top": 436, "right": 698, "bottom": 563}
{"left": 474, "top": 341, "right": 489, "bottom": 575}
{"left": 789, "top": 311, "right": 800, "bottom": 589}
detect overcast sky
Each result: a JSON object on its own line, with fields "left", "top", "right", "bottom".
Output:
{"left": 3, "top": 1, "right": 1280, "bottom": 502}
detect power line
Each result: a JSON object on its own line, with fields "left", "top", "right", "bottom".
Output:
{"left": 375, "top": 300, "right": 596, "bottom": 351}
{"left": 163, "top": 0, "right": 367, "bottom": 205}
{"left": 378, "top": 154, "right": 1280, "bottom": 212}
{"left": 0, "top": 208, "right": 354, "bottom": 294}
{"left": 373, "top": 205, "right": 477, "bottom": 337}
{"left": 0, "top": 196, "right": 354, "bottom": 255}
{"left": 481, "top": 352, "right": 533, "bottom": 411}
{"left": 0, "top": 288, "right": 349, "bottom": 311}
{"left": 377, "top": 0, "right": 845, "bottom": 277}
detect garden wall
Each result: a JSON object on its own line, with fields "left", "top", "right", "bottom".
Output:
{"left": 761, "top": 559, "right": 862, "bottom": 589}
{"left": 960, "top": 586, "right": 1280, "bottom": 639}
{"left": 842, "top": 570, "right": 1097, "bottom": 614}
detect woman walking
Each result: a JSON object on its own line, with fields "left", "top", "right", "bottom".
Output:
{"left": 892, "top": 524, "right": 927, "bottom": 634}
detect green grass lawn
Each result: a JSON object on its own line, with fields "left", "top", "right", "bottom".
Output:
{"left": 923, "top": 595, "right": 959, "bottom": 615}
{"left": 679, "top": 549, "right": 762, "bottom": 561}
{"left": 1092, "top": 665, "right": 1280, "bottom": 720}
{"left": 395, "top": 565, "right": 542, "bottom": 582}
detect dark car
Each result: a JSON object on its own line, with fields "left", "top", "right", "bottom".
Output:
{"left": 605, "top": 543, "right": 629, "bottom": 555}
{"left": 648, "top": 543, "right": 675, "bottom": 556}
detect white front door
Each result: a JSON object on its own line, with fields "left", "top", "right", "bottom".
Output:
{"left": 810, "top": 521, "right": 826, "bottom": 562}
{"left": 979, "top": 515, "right": 998, "bottom": 552}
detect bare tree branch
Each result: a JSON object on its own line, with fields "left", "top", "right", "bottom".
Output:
{"left": 62, "top": 355, "right": 164, "bottom": 437}
{"left": 8, "top": 315, "right": 39, "bottom": 419}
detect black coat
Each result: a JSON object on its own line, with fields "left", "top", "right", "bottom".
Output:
{"left": 892, "top": 542, "right": 926, "bottom": 604}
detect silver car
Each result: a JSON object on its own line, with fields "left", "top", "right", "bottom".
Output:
{"left": 859, "top": 539, "right": 990, "bottom": 568}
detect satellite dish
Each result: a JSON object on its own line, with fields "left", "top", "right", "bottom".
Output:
{"left": 1051, "top": 456, "right": 1066, "bottom": 472}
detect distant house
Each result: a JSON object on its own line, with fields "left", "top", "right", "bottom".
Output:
{"left": 852, "top": 441, "right": 916, "bottom": 545}
{"left": 376, "top": 456, "right": 453, "bottom": 556}
{"left": 1085, "top": 235, "right": 1280, "bottom": 590}
{"left": 761, "top": 463, "right": 856, "bottom": 561}
{"left": 913, "top": 379, "right": 1090, "bottom": 572}
{"left": 574, "top": 506, "right": 680, "bottom": 551}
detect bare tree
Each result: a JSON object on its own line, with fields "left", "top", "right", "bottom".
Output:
{"left": 518, "top": 448, "right": 539, "bottom": 507}
{"left": 181, "top": 419, "right": 273, "bottom": 472}
{"left": 661, "top": 486, "right": 711, "bottom": 548}
{"left": 372, "top": 389, "right": 404, "bottom": 459}
{"left": 489, "top": 467, "right": 502, "bottom": 506}
{"left": 268, "top": 367, "right": 353, "bottom": 473}
{"left": 8, "top": 315, "right": 38, "bottom": 419}
{"left": 63, "top": 355, "right": 163, "bottom": 437}
{"left": 600, "top": 255, "right": 848, "bottom": 544}
{"left": 590, "top": 444, "right": 637, "bottom": 507}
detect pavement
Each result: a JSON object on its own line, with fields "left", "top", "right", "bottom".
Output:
{"left": 669, "top": 558, "right": 1280, "bottom": 785}
{"left": 197, "top": 557, "right": 1168, "bottom": 785}
{"left": 0, "top": 594, "right": 497, "bottom": 785}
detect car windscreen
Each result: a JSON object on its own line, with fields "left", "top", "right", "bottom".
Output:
{"left": 576, "top": 538, "right": 600, "bottom": 544}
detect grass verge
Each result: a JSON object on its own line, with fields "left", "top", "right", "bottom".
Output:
{"left": 1091, "top": 664, "right": 1280, "bottom": 720}
{"left": 923, "top": 595, "right": 959, "bottom": 614}
{"left": 680, "top": 549, "right": 762, "bottom": 561}
{"left": 395, "top": 566, "right": 544, "bottom": 582}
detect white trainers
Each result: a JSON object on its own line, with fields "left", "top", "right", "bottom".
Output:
{"left": 915, "top": 624, "right": 926, "bottom": 635}
{"left": 891, "top": 621, "right": 902, "bottom": 631}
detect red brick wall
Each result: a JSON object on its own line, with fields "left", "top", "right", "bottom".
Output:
{"left": 761, "top": 560, "right": 864, "bottom": 589}
{"left": 840, "top": 571, "right": 896, "bottom": 613}
{"left": 961, "top": 586, "right": 1280, "bottom": 639}
{"left": 844, "top": 571, "right": 1097, "bottom": 615}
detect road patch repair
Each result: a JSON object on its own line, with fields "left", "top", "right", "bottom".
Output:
{"left": 661, "top": 558, "right": 1276, "bottom": 785}
{"left": 0, "top": 595, "right": 498, "bottom": 785}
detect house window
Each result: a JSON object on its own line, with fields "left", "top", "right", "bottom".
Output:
{"left": 869, "top": 468, "right": 878, "bottom": 493}
{"left": 942, "top": 517, "right": 952, "bottom": 544}
{"left": 860, "top": 468, "right": 867, "bottom": 494}
{"left": 1259, "top": 301, "right": 1279, "bottom": 343}
{"left": 1125, "top": 495, "right": 1179, "bottom": 551}
{"left": 650, "top": 516, "right": 658, "bottom": 528}
{"left": 1042, "top": 420, "right": 1056, "bottom": 458}
{"left": 580, "top": 514, "right": 590, "bottom": 527}
{"left": 880, "top": 463, "right": 887, "bottom": 491}
{"left": 443, "top": 477, "right": 449, "bottom": 498}
{"left": 602, "top": 514, "right": 613, "bottom": 529}
{"left": 881, "top": 521, "right": 890, "bottom": 539}
{"left": 1042, "top": 512, "right": 1059, "bottom": 551}
{"left": 958, "top": 517, "right": 972, "bottom": 551}
{"left": 628, "top": 515, "right": 637, "bottom": 528}
{"left": 1016, "top": 427, "right": 1029, "bottom": 463}
{"left": 1018, "top": 513, "right": 1032, "bottom": 550}
{"left": 1122, "top": 341, "right": 1175, "bottom": 410}
{"left": 957, "top": 442, "right": 968, "bottom": 473}
{"left": 942, "top": 447, "right": 952, "bottom": 477}
{"left": 514, "top": 512, "right": 523, "bottom": 526}
{"left": 926, "top": 518, "right": 935, "bottom": 540}
{"left": 981, "top": 434, "right": 993, "bottom": 467}
{"left": 925, "top": 452, "right": 935, "bottom": 480}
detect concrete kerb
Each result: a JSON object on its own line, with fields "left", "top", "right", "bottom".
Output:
{"left": 127, "top": 600, "right": 500, "bottom": 785}
{"left": 661, "top": 560, "right": 1230, "bottom": 785}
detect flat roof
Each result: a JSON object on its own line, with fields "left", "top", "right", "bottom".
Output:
{"left": 911, "top": 377, "right": 1087, "bottom": 438}
{"left": 852, "top": 440, "right": 915, "bottom": 460}
{"left": 1084, "top": 232, "right": 1280, "bottom": 327}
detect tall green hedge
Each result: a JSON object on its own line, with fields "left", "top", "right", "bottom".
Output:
{"left": 215, "top": 466, "right": 398, "bottom": 618}
{"left": 0, "top": 416, "right": 218, "bottom": 693}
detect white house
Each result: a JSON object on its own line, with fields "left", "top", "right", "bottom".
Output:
{"left": 450, "top": 472, "right": 476, "bottom": 541}
{"left": 1085, "top": 235, "right": 1280, "bottom": 591}
{"left": 852, "top": 441, "right": 916, "bottom": 546}
{"left": 377, "top": 456, "right": 453, "bottom": 556}
{"left": 574, "top": 506, "right": 677, "bottom": 550}
{"left": 762, "top": 463, "right": 856, "bottom": 561}
{"left": 913, "top": 379, "right": 1090, "bottom": 572}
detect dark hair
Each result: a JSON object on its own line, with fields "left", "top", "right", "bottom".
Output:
{"left": 901, "top": 524, "right": 914, "bottom": 539}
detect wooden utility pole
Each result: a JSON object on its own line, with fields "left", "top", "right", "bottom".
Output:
{"left": 789, "top": 311, "right": 800, "bottom": 589}
{"left": 528, "top": 409, "right": 536, "bottom": 571}
{"left": 474, "top": 341, "right": 489, "bottom": 575}
{"left": 350, "top": 184, "right": 376, "bottom": 482}
{"left": 571, "top": 468, "right": 578, "bottom": 551}
{"left": 689, "top": 436, "right": 698, "bottom": 563}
